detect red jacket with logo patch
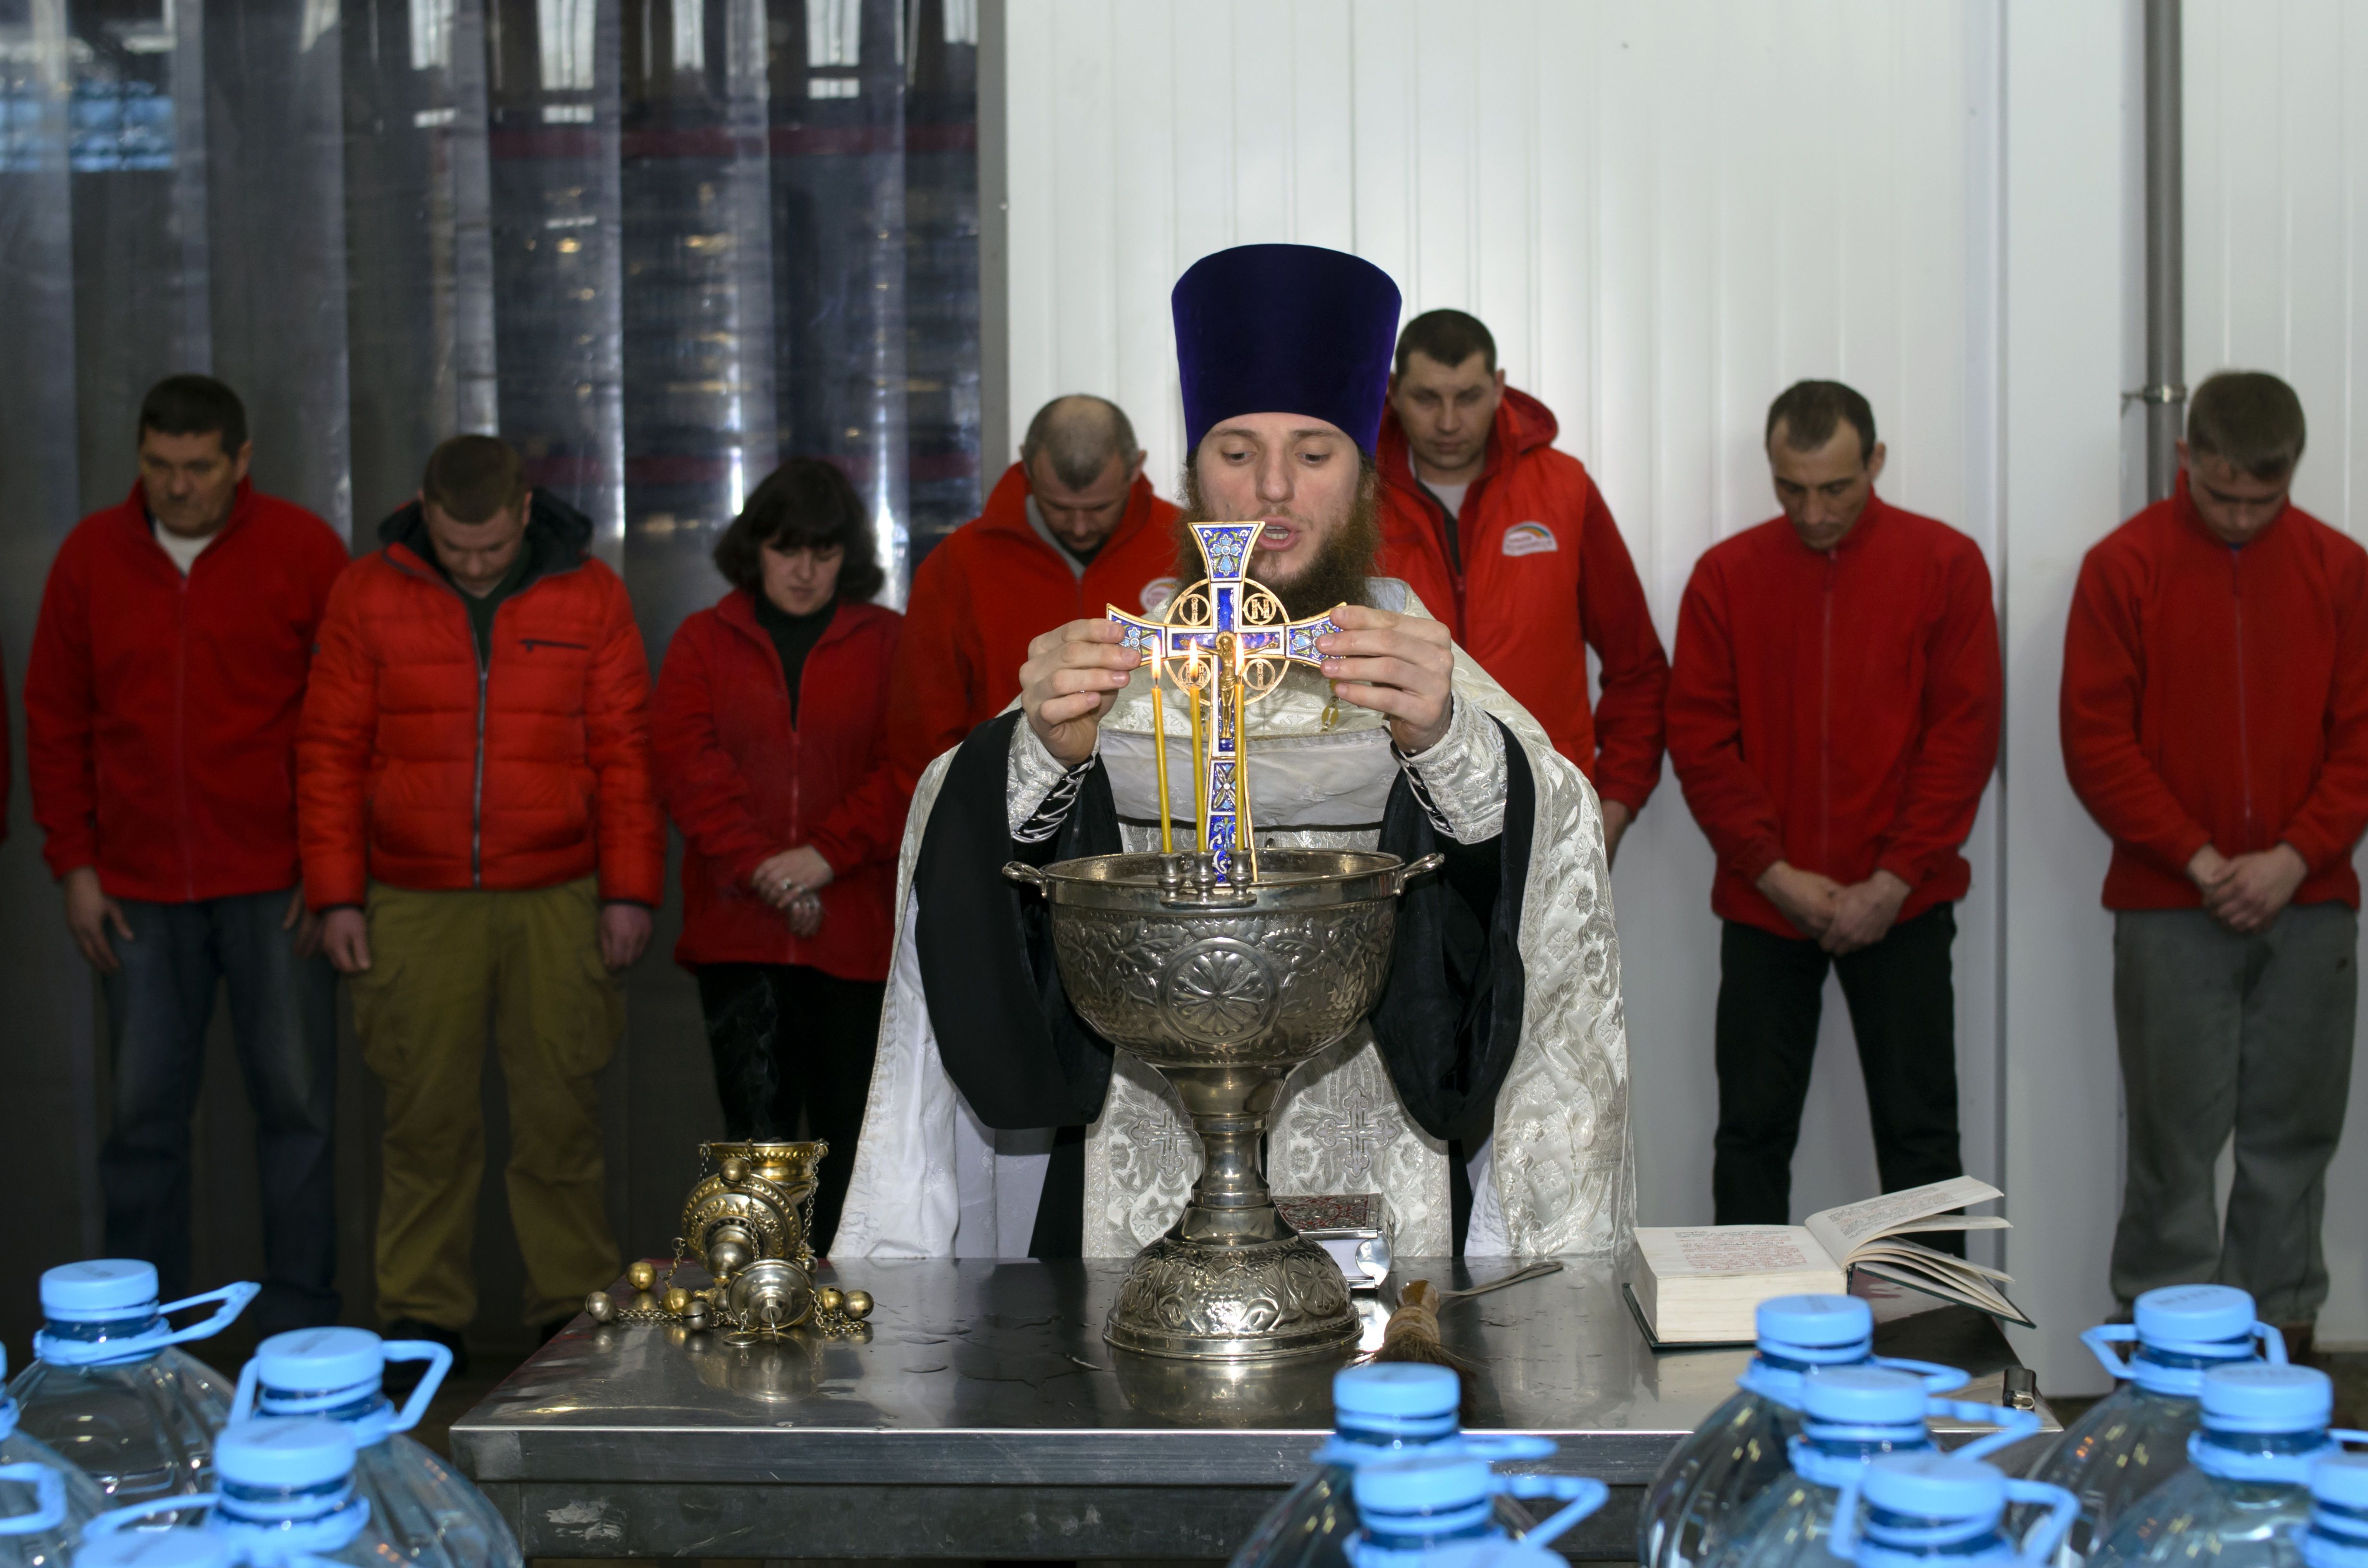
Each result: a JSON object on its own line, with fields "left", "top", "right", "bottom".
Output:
{"left": 1378, "top": 389, "right": 1668, "bottom": 813}
{"left": 887, "top": 462, "right": 1181, "bottom": 795}
{"left": 653, "top": 591, "right": 903, "bottom": 980}
{"left": 2062, "top": 476, "right": 2368, "bottom": 910}
{"left": 1666, "top": 495, "right": 2000, "bottom": 938}
{"left": 27, "top": 480, "right": 350, "bottom": 902}
{"left": 296, "top": 496, "right": 665, "bottom": 909}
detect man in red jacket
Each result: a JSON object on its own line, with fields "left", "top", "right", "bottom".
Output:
{"left": 1381, "top": 310, "right": 1667, "bottom": 858}
{"left": 887, "top": 394, "right": 1180, "bottom": 795}
{"left": 27, "top": 375, "right": 352, "bottom": 1333}
{"left": 299, "top": 435, "right": 663, "bottom": 1359}
{"left": 2062, "top": 372, "right": 2368, "bottom": 1339}
{"left": 1668, "top": 381, "right": 2001, "bottom": 1232}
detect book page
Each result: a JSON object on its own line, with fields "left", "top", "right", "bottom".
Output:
{"left": 1853, "top": 1237, "right": 2015, "bottom": 1284}
{"left": 1805, "top": 1175, "right": 2004, "bottom": 1263}
{"left": 1636, "top": 1225, "right": 1838, "bottom": 1277}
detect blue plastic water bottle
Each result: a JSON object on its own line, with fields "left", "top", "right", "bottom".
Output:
{"left": 0, "top": 1344, "right": 107, "bottom": 1542}
{"left": 2087, "top": 1363, "right": 2368, "bottom": 1568}
{"left": 1345, "top": 1451, "right": 1608, "bottom": 1568}
{"left": 1638, "top": 1295, "right": 1971, "bottom": 1568}
{"left": 2298, "top": 1453, "right": 2368, "bottom": 1568}
{"left": 1829, "top": 1453, "right": 2077, "bottom": 1568}
{"left": 2019, "top": 1284, "right": 2286, "bottom": 1557}
{"left": 1229, "top": 1365, "right": 1548, "bottom": 1568}
{"left": 7, "top": 1262, "right": 258, "bottom": 1518}
{"left": 1702, "top": 1364, "right": 2039, "bottom": 1568}
{"left": 231, "top": 1329, "right": 520, "bottom": 1568}
{"left": 85, "top": 1416, "right": 407, "bottom": 1568}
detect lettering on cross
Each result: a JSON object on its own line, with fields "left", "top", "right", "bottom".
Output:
{"left": 1107, "top": 521, "right": 1341, "bottom": 879}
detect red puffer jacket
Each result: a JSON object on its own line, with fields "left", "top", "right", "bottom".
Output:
{"left": 27, "top": 480, "right": 349, "bottom": 901}
{"left": 296, "top": 495, "right": 665, "bottom": 909}
{"left": 653, "top": 591, "right": 905, "bottom": 980}
{"left": 1379, "top": 390, "right": 1669, "bottom": 813}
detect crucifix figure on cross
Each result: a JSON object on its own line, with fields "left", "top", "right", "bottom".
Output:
{"left": 1106, "top": 521, "right": 1344, "bottom": 883}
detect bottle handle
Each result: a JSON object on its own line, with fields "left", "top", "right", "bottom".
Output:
{"left": 87, "top": 1493, "right": 221, "bottom": 1537}
{"left": 0, "top": 1467, "right": 66, "bottom": 1538}
{"left": 1460, "top": 1435, "right": 1559, "bottom": 1462}
{"left": 1500, "top": 1475, "right": 1610, "bottom": 1551}
{"left": 2005, "top": 1478, "right": 2080, "bottom": 1567}
{"left": 379, "top": 1341, "right": 455, "bottom": 1435}
{"left": 159, "top": 1282, "right": 261, "bottom": 1347}
{"left": 1874, "top": 1357, "right": 1972, "bottom": 1396}
{"left": 1831, "top": 1469, "right": 1870, "bottom": 1562}
{"left": 1931, "top": 1399, "right": 2043, "bottom": 1464}
{"left": 2080, "top": 1323, "right": 2137, "bottom": 1381}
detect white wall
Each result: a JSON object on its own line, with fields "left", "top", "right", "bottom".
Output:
{"left": 999, "top": 0, "right": 2368, "bottom": 1385}
{"left": 2185, "top": 0, "right": 2368, "bottom": 1348}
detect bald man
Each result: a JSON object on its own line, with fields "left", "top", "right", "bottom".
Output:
{"left": 886, "top": 396, "right": 1182, "bottom": 796}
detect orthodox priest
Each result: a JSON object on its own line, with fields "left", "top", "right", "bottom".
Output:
{"left": 837, "top": 244, "right": 1632, "bottom": 1261}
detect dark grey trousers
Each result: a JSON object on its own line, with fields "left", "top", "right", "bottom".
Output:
{"left": 2110, "top": 903, "right": 2358, "bottom": 1321}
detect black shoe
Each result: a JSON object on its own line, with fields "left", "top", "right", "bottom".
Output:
{"left": 382, "top": 1318, "right": 470, "bottom": 1381}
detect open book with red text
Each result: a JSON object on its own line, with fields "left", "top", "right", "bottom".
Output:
{"left": 1625, "top": 1175, "right": 2031, "bottom": 1345}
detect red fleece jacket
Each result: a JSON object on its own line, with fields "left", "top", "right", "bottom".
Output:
{"left": 1666, "top": 496, "right": 2001, "bottom": 938}
{"left": 1378, "top": 389, "right": 1668, "bottom": 814}
{"left": 2062, "top": 475, "right": 2368, "bottom": 910}
{"left": 887, "top": 463, "right": 1181, "bottom": 796}
{"left": 653, "top": 592, "right": 903, "bottom": 980}
{"left": 27, "top": 480, "right": 349, "bottom": 902}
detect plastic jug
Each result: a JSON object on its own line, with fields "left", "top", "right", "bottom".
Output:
{"left": 231, "top": 1329, "right": 518, "bottom": 1568}
{"left": 1344, "top": 1450, "right": 1608, "bottom": 1568}
{"left": 0, "top": 1464, "right": 72, "bottom": 1568}
{"left": 1230, "top": 1364, "right": 1548, "bottom": 1568}
{"left": 2087, "top": 1363, "right": 2368, "bottom": 1568}
{"left": 1702, "top": 1364, "right": 2039, "bottom": 1568}
{"left": 7, "top": 1263, "right": 257, "bottom": 1518}
{"left": 85, "top": 1417, "right": 389, "bottom": 1567}
{"left": 1639, "top": 1295, "right": 1971, "bottom": 1568}
{"left": 1830, "top": 1453, "right": 2077, "bottom": 1568}
{"left": 0, "top": 1344, "right": 108, "bottom": 1536}
{"left": 2019, "top": 1284, "right": 2286, "bottom": 1558}
{"left": 2297, "top": 1453, "right": 2368, "bottom": 1568}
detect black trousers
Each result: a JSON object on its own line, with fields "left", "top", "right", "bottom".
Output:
{"left": 694, "top": 962, "right": 883, "bottom": 1256}
{"left": 1712, "top": 904, "right": 1964, "bottom": 1242}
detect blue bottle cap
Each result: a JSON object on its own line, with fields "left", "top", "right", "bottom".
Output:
{"left": 255, "top": 1328, "right": 385, "bottom": 1394}
{"left": 2200, "top": 1363, "right": 2332, "bottom": 1433}
{"left": 214, "top": 1417, "right": 358, "bottom": 1490}
{"left": 40, "top": 1261, "right": 159, "bottom": 1319}
{"left": 1802, "top": 1364, "right": 1930, "bottom": 1425}
{"left": 1860, "top": 1452, "right": 2006, "bottom": 1523}
{"left": 1335, "top": 1364, "right": 1460, "bottom": 1422}
{"left": 1757, "top": 1294, "right": 1874, "bottom": 1353}
{"left": 2134, "top": 1285, "right": 2259, "bottom": 1348}
{"left": 2314, "top": 1454, "right": 2368, "bottom": 1509}
{"left": 77, "top": 1532, "right": 239, "bottom": 1568}
{"left": 1353, "top": 1452, "right": 1495, "bottom": 1515}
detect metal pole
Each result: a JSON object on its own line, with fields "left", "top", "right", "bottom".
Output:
{"left": 2141, "top": 0, "right": 2184, "bottom": 502}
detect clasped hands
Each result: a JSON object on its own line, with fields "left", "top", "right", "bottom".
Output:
{"left": 1757, "top": 862, "right": 1912, "bottom": 955}
{"left": 2187, "top": 842, "right": 2308, "bottom": 934}
{"left": 1017, "top": 603, "right": 1457, "bottom": 768}
{"left": 752, "top": 845, "right": 834, "bottom": 938}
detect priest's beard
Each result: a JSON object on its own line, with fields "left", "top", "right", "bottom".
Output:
{"left": 1178, "top": 455, "right": 1384, "bottom": 619}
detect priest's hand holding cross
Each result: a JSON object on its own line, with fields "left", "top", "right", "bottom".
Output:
{"left": 1017, "top": 603, "right": 1455, "bottom": 768}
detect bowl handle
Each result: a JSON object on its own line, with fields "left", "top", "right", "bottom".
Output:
{"left": 1390, "top": 851, "right": 1447, "bottom": 894}
{"left": 1003, "top": 861, "right": 1048, "bottom": 889}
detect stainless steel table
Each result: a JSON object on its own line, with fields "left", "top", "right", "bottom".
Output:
{"left": 449, "top": 1257, "right": 2047, "bottom": 1562}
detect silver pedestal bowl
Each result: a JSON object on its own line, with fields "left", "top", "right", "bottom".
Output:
{"left": 1005, "top": 847, "right": 1441, "bottom": 1361}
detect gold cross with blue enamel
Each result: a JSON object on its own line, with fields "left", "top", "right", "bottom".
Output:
{"left": 1105, "top": 521, "right": 1343, "bottom": 883}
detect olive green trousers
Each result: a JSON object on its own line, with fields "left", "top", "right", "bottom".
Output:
{"left": 354, "top": 877, "right": 623, "bottom": 1331}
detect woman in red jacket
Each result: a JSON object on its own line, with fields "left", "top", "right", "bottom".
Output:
{"left": 653, "top": 459, "right": 904, "bottom": 1253}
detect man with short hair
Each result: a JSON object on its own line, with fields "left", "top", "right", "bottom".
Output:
{"left": 1381, "top": 309, "right": 1667, "bottom": 859}
{"left": 298, "top": 434, "right": 663, "bottom": 1357}
{"left": 2062, "top": 370, "right": 2368, "bottom": 1342}
{"left": 27, "top": 374, "right": 352, "bottom": 1332}
{"left": 886, "top": 394, "right": 1182, "bottom": 795}
{"left": 840, "top": 245, "right": 1634, "bottom": 1262}
{"left": 1667, "top": 380, "right": 2001, "bottom": 1231}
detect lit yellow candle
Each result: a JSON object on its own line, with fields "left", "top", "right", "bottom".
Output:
{"left": 1149, "top": 667, "right": 1174, "bottom": 855}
